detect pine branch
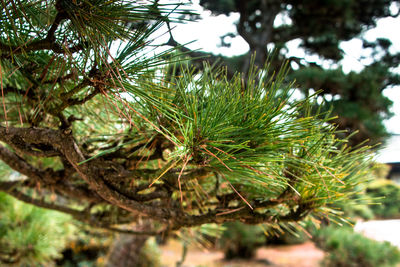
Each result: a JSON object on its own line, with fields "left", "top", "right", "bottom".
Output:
{"left": 0, "top": 123, "right": 320, "bottom": 229}
{"left": 0, "top": 144, "right": 60, "bottom": 183}
{"left": 0, "top": 183, "right": 83, "bottom": 217}
{"left": 0, "top": 125, "right": 174, "bottom": 220}
{"left": 0, "top": 7, "right": 85, "bottom": 57}
{"left": 0, "top": 39, "right": 86, "bottom": 56}
{"left": 0, "top": 181, "right": 152, "bottom": 234}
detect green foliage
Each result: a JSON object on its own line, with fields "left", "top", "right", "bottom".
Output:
{"left": 176, "top": 223, "right": 225, "bottom": 250}
{"left": 137, "top": 238, "right": 161, "bottom": 267}
{"left": 289, "top": 65, "right": 394, "bottom": 144}
{"left": 153, "top": 63, "right": 374, "bottom": 220}
{"left": 0, "top": 193, "right": 75, "bottom": 265}
{"left": 314, "top": 226, "right": 400, "bottom": 267}
{"left": 196, "top": 0, "right": 400, "bottom": 145}
{"left": 334, "top": 163, "right": 393, "bottom": 221}
{"left": 266, "top": 228, "right": 310, "bottom": 246}
{"left": 343, "top": 202, "right": 376, "bottom": 221}
{"left": 217, "top": 221, "right": 310, "bottom": 259}
{"left": 370, "top": 163, "right": 391, "bottom": 180}
{"left": 0, "top": 162, "right": 13, "bottom": 182}
{"left": 367, "top": 179, "right": 400, "bottom": 219}
{"left": 333, "top": 184, "right": 374, "bottom": 221}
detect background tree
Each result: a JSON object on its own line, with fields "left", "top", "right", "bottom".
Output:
{"left": 169, "top": 0, "right": 400, "bottom": 145}
{"left": 0, "top": 0, "right": 373, "bottom": 264}
{"left": 0, "top": 192, "right": 75, "bottom": 265}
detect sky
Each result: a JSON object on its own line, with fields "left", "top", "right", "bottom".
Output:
{"left": 166, "top": 1, "right": 400, "bottom": 139}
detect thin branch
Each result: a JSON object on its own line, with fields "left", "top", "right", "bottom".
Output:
{"left": 55, "top": 87, "right": 100, "bottom": 112}
{"left": 0, "top": 143, "right": 57, "bottom": 183}
{"left": 46, "top": 12, "right": 67, "bottom": 41}
{"left": 0, "top": 183, "right": 83, "bottom": 217}
{"left": 0, "top": 39, "right": 86, "bottom": 56}
{"left": 0, "top": 181, "right": 153, "bottom": 234}
{"left": 101, "top": 226, "right": 163, "bottom": 236}
{"left": 0, "top": 142, "right": 102, "bottom": 203}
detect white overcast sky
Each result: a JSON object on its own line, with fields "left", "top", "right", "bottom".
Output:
{"left": 164, "top": 1, "right": 400, "bottom": 138}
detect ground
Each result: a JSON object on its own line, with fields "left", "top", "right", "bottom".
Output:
{"left": 160, "top": 219, "right": 400, "bottom": 267}
{"left": 354, "top": 219, "right": 400, "bottom": 248}
{"left": 160, "top": 240, "right": 324, "bottom": 267}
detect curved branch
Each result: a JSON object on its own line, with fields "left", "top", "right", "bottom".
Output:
{"left": 0, "top": 144, "right": 59, "bottom": 183}
{"left": 0, "top": 125, "right": 174, "bottom": 220}
{"left": 101, "top": 226, "right": 163, "bottom": 236}
{"left": 0, "top": 135, "right": 105, "bottom": 204}
{"left": 0, "top": 181, "right": 155, "bottom": 234}
{"left": 0, "top": 182, "right": 83, "bottom": 217}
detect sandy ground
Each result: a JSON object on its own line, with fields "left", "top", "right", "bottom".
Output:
{"left": 255, "top": 242, "right": 324, "bottom": 267}
{"left": 160, "top": 240, "right": 324, "bottom": 267}
{"left": 355, "top": 219, "right": 400, "bottom": 248}
{"left": 160, "top": 220, "right": 400, "bottom": 267}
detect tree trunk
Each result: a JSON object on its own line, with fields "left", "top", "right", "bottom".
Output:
{"left": 106, "top": 234, "right": 148, "bottom": 267}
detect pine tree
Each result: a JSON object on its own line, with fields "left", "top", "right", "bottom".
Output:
{"left": 172, "top": 0, "right": 400, "bottom": 145}
{"left": 0, "top": 192, "right": 75, "bottom": 264}
{"left": 0, "top": 0, "right": 373, "bottom": 264}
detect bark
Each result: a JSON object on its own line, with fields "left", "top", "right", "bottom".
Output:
{"left": 237, "top": 0, "right": 282, "bottom": 72}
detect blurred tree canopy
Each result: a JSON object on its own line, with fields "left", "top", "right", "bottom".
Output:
{"left": 0, "top": 192, "right": 75, "bottom": 265}
{"left": 170, "top": 0, "right": 400, "bottom": 145}
{"left": 0, "top": 0, "right": 374, "bottom": 264}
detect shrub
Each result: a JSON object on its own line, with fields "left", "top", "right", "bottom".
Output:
{"left": 267, "top": 229, "right": 309, "bottom": 246}
{"left": 335, "top": 163, "right": 396, "bottom": 221}
{"left": 337, "top": 200, "right": 375, "bottom": 221}
{"left": 0, "top": 193, "right": 75, "bottom": 265}
{"left": 314, "top": 226, "right": 400, "bottom": 267}
{"left": 138, "top": 238, "right": 161, "bottom": 267}
{"left": 218, "top": 222, "right": 266, "bottom": 259}
{"left": 218, "top": 221, "right": 311, "bottom": 258}
{"left": 367, "top": 179, "right": 400, "bottom": 219}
